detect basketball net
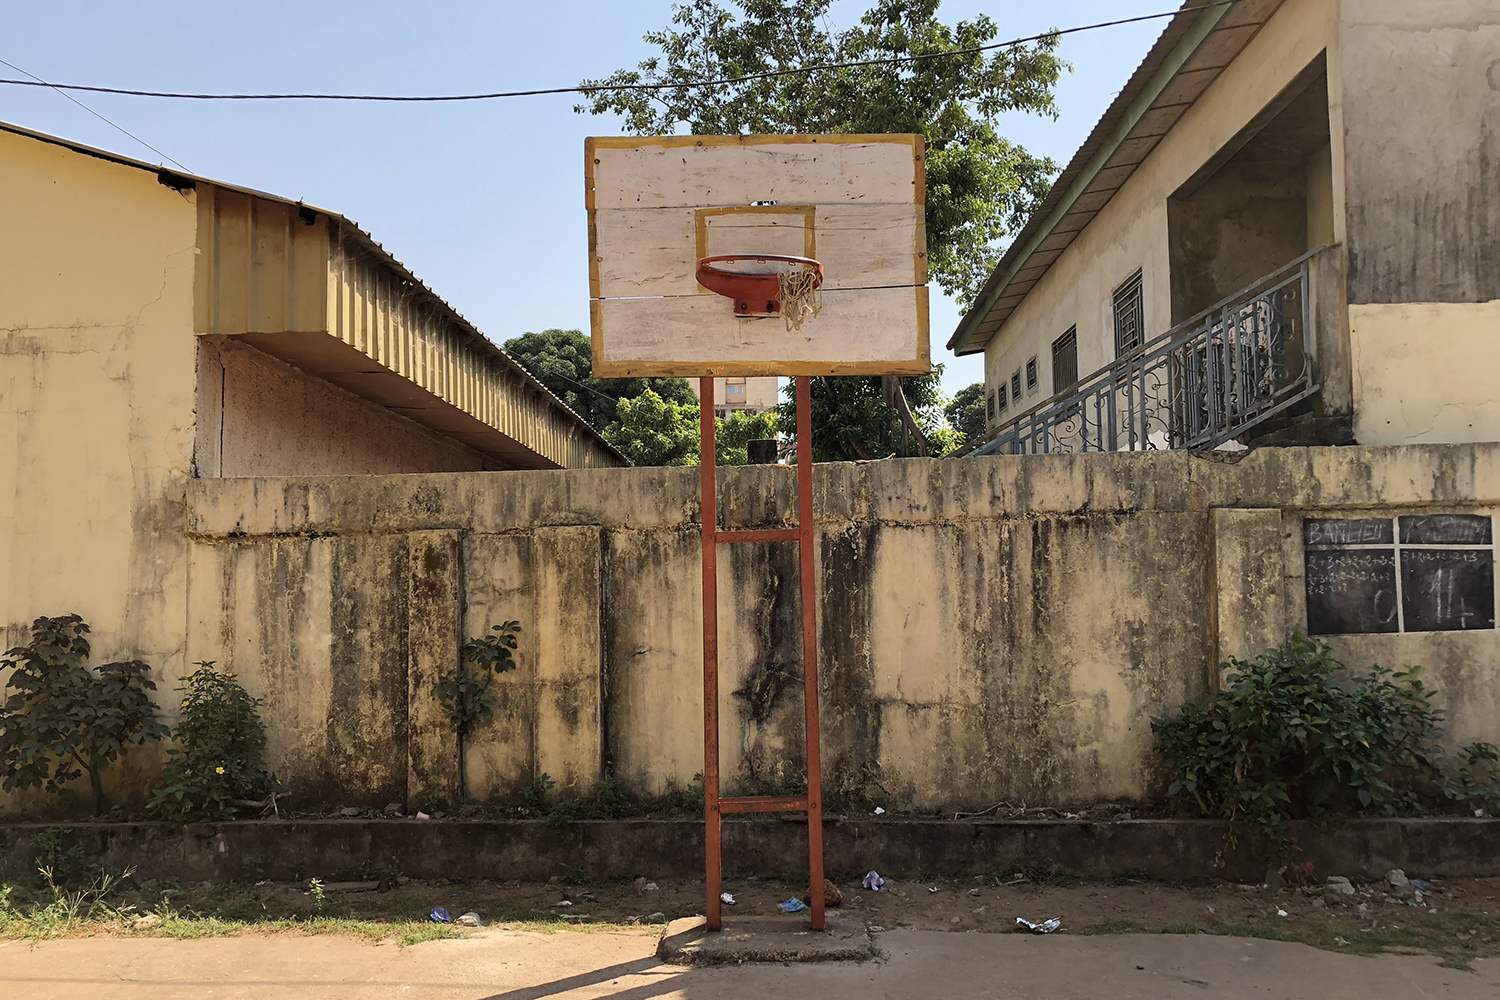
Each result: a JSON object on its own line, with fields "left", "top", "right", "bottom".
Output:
{"left": 778, "top": 264, "right": 823, "bottom": 333}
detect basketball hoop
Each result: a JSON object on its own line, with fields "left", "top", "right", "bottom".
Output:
{"left": 696, "top": 254, "right": 825, "bottom": 332}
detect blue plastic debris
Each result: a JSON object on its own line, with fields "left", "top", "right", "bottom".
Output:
{"left": 430, "top": 907, "right": 451, "bottom": 923}
{"left": 863, "top": 870, "right": 885, "bottom": 891}
{"left": 1411, "top": 879, "right": 1430, "bottom": 892}
{"left": 778, "top": 898, "right": 808, "bottom": 913}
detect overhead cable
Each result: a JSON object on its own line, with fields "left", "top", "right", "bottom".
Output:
{"left": 0, "top": 3, "right": 1236, "bottom": 103}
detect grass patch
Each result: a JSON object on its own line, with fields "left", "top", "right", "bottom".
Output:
{"left": 1077, "top": 920, "right": 1138, "bottom": 935}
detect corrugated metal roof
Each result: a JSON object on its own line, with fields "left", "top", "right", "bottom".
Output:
{"left": 948, "top": 0, "right": 1288, "bottom": 355}
{"left": 0, "top": 118, "right": 628, "bottom": 469}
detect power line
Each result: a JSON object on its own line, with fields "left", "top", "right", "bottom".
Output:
{"left": 0, "top": 3, "right": 1235, "bottom": 104}
{"left": 0, "top": 57, "right": 187, "bottom": 169}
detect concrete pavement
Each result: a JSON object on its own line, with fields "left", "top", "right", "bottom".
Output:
{"left": 2, "top": 929, "right": 1498, "bottom": 999}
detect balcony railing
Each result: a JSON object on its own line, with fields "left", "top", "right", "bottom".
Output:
{"left": 969, "top": 249, "right": 1325, "bottom": 457}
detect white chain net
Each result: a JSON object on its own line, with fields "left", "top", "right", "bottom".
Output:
{"left": 778, "top": 264, "right": 823, "bottom": 332}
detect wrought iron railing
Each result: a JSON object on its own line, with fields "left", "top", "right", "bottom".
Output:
{"left": 969, "top": 250, "right": 1325, "bottom": 456}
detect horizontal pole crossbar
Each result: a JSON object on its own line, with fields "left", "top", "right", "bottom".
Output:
{"left": 719, "top": 795, "right": 810, "bottom": 814}
{"left": 714, "top": 528, "right": 802, "bottom": 544}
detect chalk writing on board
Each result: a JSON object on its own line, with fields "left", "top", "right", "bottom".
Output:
{"left": 1399, "top": 515, "right": 1494, "bottom": 546}
{"left": 1400, "top": 548, "right": 1496, "bottom": 632}
{"left": 1305, "top": 549, "right": 1398, "bottom": 636}
{"left": 1305, "top": 518, "right": 1393, "bottom": 547}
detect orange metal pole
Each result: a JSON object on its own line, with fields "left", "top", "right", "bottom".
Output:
{"left": 796, "top": 375, "right": 826, "bottom": 931}
{"left": 699, "top": 378, "right": 722, "bottom": 932}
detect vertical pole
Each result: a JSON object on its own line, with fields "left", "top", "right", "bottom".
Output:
{"left": 796, "top": 376, "right": 825, "bottom": 931}
{"left": 700, "top": 378, "right": 722, "bottom": 932}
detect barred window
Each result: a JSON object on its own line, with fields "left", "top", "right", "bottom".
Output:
{"left": 1052, "top": 328, "right": 1078, "bottom": 393}
{"left": 1026, "top": 357, "right": 1038, "bottom": 392}
{"left": 998, "top": 382, "right": 1008, "bottom": 411}
{"left": 1011, "top": 370, "right": 1022, "bottom": 402}
{"left": 1113, "top": 270, "right": 1145, "bottom": 357}
{"left": 986, "top": 392, "right": 995, "bottom": 421}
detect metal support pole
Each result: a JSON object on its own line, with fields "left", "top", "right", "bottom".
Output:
{"left": 699, "top": 375, "right": 824, "bottom": 933}
{"left": 699, "top": 378, "right": 722, "bottom": 932}
{"left": 796, "top": 375, "right": 825, "bottom": 931}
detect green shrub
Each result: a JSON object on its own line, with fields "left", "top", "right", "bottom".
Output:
{"left": 435, "top": 622, "right": 522, "bottom": 737}
{"left": 146, "top": 662, "right": 276, "bottom": 821}
{"left": 0, "top": 615, "right": 168, "bottom": 814}
{"left": 1152, "top": 635, "right": 1500, "bottom": 855}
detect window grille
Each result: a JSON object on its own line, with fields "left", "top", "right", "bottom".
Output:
{"left": 1011, "top": 371, "right": 1022, "bottom": 401}
{"left": 1026, "top": 357, "right": 1038, "bottom": 391}
{"left": 986, "top": 392, "right": 996, "bottom": 421}
{"left": 998, "top": 382, "right": 1008, "bottom": 411}
{"left": 1052, "top": 328, "right": 1078, "bottom": 393}
{"left": 1113, "top": 270, "right": 1145, "bottom": 357}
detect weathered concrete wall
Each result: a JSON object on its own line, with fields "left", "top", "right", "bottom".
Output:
{"left": 1337, "top": 0, "right": 1500, "bottom": 446}
{"left": 195, "top": 337, "right": 500, "bottom": 477}
{"left": 0, "top": 127, "right": 200, "bottom": 813}
{"left": 37, "top": 442, "right": 1474, "bottom": 822}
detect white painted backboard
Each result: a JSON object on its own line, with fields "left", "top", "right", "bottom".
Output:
{"left": 587, "top": 134, "right": 930, "bottom": 377}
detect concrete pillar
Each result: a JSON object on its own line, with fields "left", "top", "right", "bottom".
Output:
{"left": 406, "top": 529, "right": 462, "bottom": 809}
{"left": 1211, "top": 508, "right": 1288, "bottom": 676}
{"left": 533, "top": 526, "right": 604, "bottom": 797}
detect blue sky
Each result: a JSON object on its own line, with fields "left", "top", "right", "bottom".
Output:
{"left": 0, "top": 1, "right": 1167, "bottom": 398}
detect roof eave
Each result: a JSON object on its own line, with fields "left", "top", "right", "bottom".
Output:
{"left": 946, "top": 0, "right": 1237, "bottom": 356}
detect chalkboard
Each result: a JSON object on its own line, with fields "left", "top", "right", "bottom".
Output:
{"left": 1399, "top": 514, "right": 1493, "bottom": 546}
{"left": 1304, "top": 518, "right": 1393, "bottom": 547}
{"left": 1400, "top": 548, "right": 1495, "bottom": 632}
{"left": 1305, "top": 549, "right": 1399, "bottom": 635}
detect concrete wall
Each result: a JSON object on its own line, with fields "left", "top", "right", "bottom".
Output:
{"left": 984, "top": 0, "right": 1342, "bottom": 423}
{"left": 194, "top": 337, "right": 499, "bottom": 477}
{"left": 1340, "top": 0, "right": 1500, "bottom": 446}
{"left": 0, "top": 128, "right": 200, "bottom": 813}
{"left": 4, "top": 443, "right": 1477, "bottom": 820}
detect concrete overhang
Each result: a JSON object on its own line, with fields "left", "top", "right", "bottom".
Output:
{"left": 947, "top": 0, "right": 1289, "bottom": 357}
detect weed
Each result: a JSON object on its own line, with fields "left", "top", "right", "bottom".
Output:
{"left": 307, "top": 879, "right": 326, "bottom": 910}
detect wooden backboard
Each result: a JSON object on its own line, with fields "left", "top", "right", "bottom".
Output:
{"left": 587, "top": 134, "right": 930, "bottom": 377}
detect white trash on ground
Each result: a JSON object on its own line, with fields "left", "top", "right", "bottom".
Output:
{"left": 1015, "top": 917, "right": 1061, "bottom": 934}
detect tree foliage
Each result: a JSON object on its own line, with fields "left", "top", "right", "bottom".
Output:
{"left": 944, "top": 382, "right": 987, "bottom": 441}
{"left": 604, "top": 388, "right": 702, "bottom": 466}
{"left": 716, "top": 409, "right": 780, "bottom": 465}
{"left": 578, "top": 0, "right": 1064, "bottom": 306}
{"left": 777, "top": 369, "right": 960, "bottom": 461}
{"left": 1152, "top": 635, "right": 1500, "bottom": 858}
{"left": 504, "top": 329, "right": 696, "bottom": 432}
{"left": 0, "top": 615, "right": 167, "bottom": 814}
{"left": 147, "top": 662, "right": 276, "bottom": 821}
{"left": 435, "top": 622, "right": 523, "bottom": 738}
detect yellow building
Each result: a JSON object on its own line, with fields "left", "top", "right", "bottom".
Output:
{"left": 0, "top": 120, "right": 624, "bottom": 732}
{"left": 952, "top": 0, "right": 1500, "bottom": 455}
{"left": 691, "top": 376, "right": 780, "bottom": 419}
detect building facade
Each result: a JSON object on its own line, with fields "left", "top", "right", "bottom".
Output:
{"left": 691, "top": 376, "right": 780, "bottom": 419}
{"left": 951, "top": 0, "right": 1500, "bottom": 455}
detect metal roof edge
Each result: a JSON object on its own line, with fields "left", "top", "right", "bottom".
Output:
{"left": 946, "top": 0, "right": 1235, "bottom": 356}
{"left": 0, "top": 117, "right": 627, "bottom": 467}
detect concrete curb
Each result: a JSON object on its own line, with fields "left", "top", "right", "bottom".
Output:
{"left": 2, "top": 817, "right": 1496, "bottom": 883}
{"left": 657, "top": 915, "right": 874, "bottom": 965}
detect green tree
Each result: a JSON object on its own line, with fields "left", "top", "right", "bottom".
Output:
{"left": 778, "top": 367, "right": 960, "bottom": 461}
{"left": 577, "top": 0, "right": 1063, "bottom": 307}
{"left": 604, "top": 388, "right": 702, "bottom": 466}
{"left": 504, "top": 328, "right": 697, "bottom": 432}
{"left": 945, "top": 382, "right": 987, "bottom": 440}
{"left": 0, "top": 615, "right": 168, "bottom": 814}
{"left": 716, "top": 409, "right": 781, "bottom": 465}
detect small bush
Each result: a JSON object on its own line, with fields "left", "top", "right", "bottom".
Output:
{"left": 0, "top": 615, "right": 167, "bottom": 813}
{"left": 436, "top": 622, "right": 522, "bottom": 737}
{"left": 147, "top": 662, "right": 276, "bottom": 821}
{"left": 1152, "top": 635, "right": 1500, "bottom": 855}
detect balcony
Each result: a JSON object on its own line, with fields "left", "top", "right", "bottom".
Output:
{"left": 968, "top": 246, "right": 1343, "bottom": 457}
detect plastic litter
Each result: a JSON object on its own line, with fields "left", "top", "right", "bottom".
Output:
{"left": 456, "top": 911, "right": 484, "bottom": 927}
{"left": 873, "top": 807, "right": 886, "bottom": 815}
{"left": 1476, "top": 809, "right": 1488, "bottom": 818}
{"left": 1015, "top": 916, "right": 1060, "bottom": 934}
{"left": 862, "top": 871, "right": 885, "bottom": 891}
{"left": 1276, "top": 909, "right": 1289, "bottom": 917}
{"left": 429, "top": 907, "right": 451, "bottom": 923}
{"left": 720, "top": 892, "right": 737, "bottom": 905}
{"left": 1410, "top": 879, "right": 1430, "bottom": 892}
{"left": 778, "top": 898, "right": 808, "bottom": 913}
{"left": 415, "top": 811, "right": 431, "bottom": 820}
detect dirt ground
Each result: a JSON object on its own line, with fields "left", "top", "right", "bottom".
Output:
{"left": 9, "top": 869, "right": 1496, "bottom": 969}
